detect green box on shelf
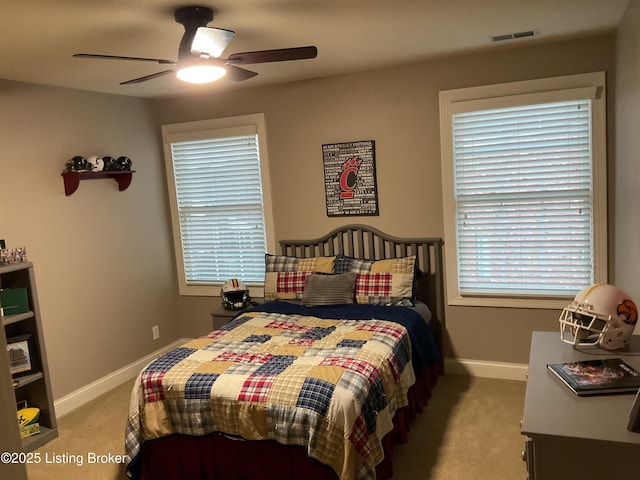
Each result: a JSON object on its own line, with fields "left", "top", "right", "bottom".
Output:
{"left": 0, "top": 288, "right": 29, "bottom": 315}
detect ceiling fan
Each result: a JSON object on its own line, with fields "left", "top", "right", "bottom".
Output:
{"left": 73, "top": 5, "right": 318, "bottom": 85}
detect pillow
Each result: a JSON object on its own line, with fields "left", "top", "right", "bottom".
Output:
{"left": 334, "top": 254, "right": 417, "bottom": 305}
{"left": 301, "top": 272, "right": 357, "bottom": 306}
{"left": 264, "top": 254, "right": 335, "bottom": 301}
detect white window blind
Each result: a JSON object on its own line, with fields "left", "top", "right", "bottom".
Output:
{"left": 451, "top": 99, "right": 594, "bottom": 296}
{"left": 169, "top": 133, "right": 268, "bottom": 284}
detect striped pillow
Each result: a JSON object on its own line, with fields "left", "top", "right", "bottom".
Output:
{"left": 301, "top": 273, "right": 357, "bottom": 306}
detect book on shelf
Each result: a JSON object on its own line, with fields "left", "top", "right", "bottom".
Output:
{"left": 547, "top": 358, "right": 640, "bottom": 396}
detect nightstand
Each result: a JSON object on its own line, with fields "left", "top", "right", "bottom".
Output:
{"left": 210, "top": 299, "right": 262, "bottom": 330}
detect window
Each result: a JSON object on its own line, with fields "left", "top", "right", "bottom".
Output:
{"left": 162, "top": 113, "right": 275, "bottom": 296}
{"left": 439, "top": 72, "right": 607, "bottom": 308}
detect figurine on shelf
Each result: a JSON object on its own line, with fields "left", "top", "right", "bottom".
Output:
{"left": 63, "top": 154, "right": 132, "bottom": 174}
{"left": 87, "top": 155, "right": 104, "bottom": 172}
{"left": 0, "top": 247, "right": 27, "bottom": 264}
{"left": 116, "top": 156, "right": 133, "bottom": 171}
{"left": 102, "top": 156, "right": 117, "bottom": 171}
{"left": 63, "top": 156, "right": 90, "bottom": 173}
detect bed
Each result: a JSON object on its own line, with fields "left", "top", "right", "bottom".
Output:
{"left": 125, "top": 225, "right": 444, "bottom": 480}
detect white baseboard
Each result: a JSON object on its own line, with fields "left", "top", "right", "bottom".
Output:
{"left": 444, "top": 357, "right": 528, "bottom": 381}
{"left": 54, "top": 338, "right": 190, "bottom": 417}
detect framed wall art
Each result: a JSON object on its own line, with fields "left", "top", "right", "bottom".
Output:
{"left": 322, "top": 140, "right": 379, "bottom": 217}
{"left": 7, "top": 334, "right": 37, "bottom": 377}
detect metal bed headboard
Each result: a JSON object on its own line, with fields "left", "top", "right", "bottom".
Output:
{"left": 280, "top": 224, "right": 445, "bottom": 333}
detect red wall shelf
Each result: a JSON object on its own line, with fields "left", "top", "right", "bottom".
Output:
{"left": 61, "top": 171, "right": 134, "bottom": 196}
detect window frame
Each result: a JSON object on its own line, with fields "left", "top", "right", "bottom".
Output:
{"left": 162, "top": 113, "right": 276, "bottom": 297}
{"left": 439, "top": 72, "right": 607, "bottom": 309}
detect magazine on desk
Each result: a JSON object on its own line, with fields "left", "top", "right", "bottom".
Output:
{"left": 547, "top": 358, "right": 640, "bottom": 396}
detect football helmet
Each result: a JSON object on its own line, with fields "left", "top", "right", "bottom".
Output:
{"left": 87, "top": 155, "right": 104, "bottom": 172}
{"left": 64, "top": 155, "right": 89, "bottom": 172}
{"left": 559, "top": 284, "right": 638, "bottom": 350}
{"left": 221, "top": 278, "right": 251, "bottom": 311}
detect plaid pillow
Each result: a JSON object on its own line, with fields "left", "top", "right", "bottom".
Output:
{"left": 334, "top": 254, "right": 417, "bottom": 306}
{"left": 264, "top": 255, "right": 335, "bottom": 301}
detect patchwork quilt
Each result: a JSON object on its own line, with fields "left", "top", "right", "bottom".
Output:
{"left": 125, "top": 304, "right": 435, "bottom": 480}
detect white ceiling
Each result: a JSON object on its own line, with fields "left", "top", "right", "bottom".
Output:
{"left": 0, "top": 0, "right": 630, "bottom": 99}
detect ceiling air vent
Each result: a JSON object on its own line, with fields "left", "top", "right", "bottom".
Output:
{"left": 491, "top": 30, "right": 536, "bottom": 43}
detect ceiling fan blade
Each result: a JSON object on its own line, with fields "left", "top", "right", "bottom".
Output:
{"left": 120, "top": 70, "right": 175, "bottom": 85}
{"left": 226, "top": 65, "right": 258, "bottom": 82}
{"left": 226, "top": 46, "right": 317, "bottom": 65}
{"left": 74, "top": 53, "right": 176, "bottom": 65}
{"left": 191, "top": 27, "right": 235, "bottom": 58}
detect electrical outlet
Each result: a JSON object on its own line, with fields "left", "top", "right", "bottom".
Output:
{"left": 152, "top": 325, "right": 160, "bottom": 340}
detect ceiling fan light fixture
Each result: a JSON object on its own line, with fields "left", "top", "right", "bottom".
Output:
{"left": 177, "top": 64, "right": 226, "bottom": 84}
{"left": 192, "top": 27, "right": 236, "bottom": 58}
{"left": 73, "top": 6, "right": 317, "bottom": 87}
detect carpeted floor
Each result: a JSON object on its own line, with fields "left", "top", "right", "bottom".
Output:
{"left": 392, "top": 375, "right": 527, "bottom": 479}
{"left": 26, "top": 374, "right": 527, "bottom": 480}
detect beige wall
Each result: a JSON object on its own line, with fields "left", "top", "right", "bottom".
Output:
{"left": 0, "top": 27, "right": 630, "bottom": 402}
{"left": 615, "top": 2, "right": 640, "bottom": 304}
{"left": 0, "top": 81, "right": 179, "bottom": 399}
{"left": 154, "top": 34, "right": 616, "bottom": 364}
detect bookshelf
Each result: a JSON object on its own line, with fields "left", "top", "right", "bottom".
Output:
{"left": 0, "top": 262, "right": 57, "bottom": 452}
